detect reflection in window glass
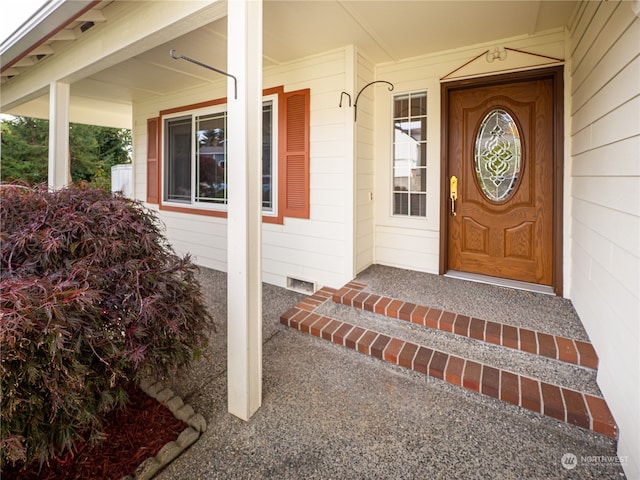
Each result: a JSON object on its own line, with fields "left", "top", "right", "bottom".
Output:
{"left": 262, "top": 101, "right": 273, "bottom": 211}
{"left": 196, "top": 112, "right": 226, "bottom": 203}
{"left": 165, "top": 116, "right": 192, "bottom": 203}
{"left": 163, "top": 101, "right": 275, "bottom": 213}
{"left": 393, "top": 92, "right": 427, "bottom": 217}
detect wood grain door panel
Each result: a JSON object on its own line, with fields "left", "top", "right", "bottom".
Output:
{"left": 447, "top": 78, "right": 554, "bottom": 285}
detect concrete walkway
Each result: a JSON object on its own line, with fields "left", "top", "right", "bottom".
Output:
{"left": 155, "top": 267, "right": 625, "bottom": 480}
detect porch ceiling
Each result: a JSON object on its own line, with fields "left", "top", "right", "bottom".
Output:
{"left": 2, "top": 0, "right": 579, "bottom": 119}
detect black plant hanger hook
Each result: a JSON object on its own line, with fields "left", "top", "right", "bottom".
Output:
{"left": 353, "top": 80, "right": 394, "bottom": 122}
{"left": 169, "top": 49, "right": 238, "bottom": 100}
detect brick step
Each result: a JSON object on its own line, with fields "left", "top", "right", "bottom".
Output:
{"left": 280, "top": 286, "right": 617, "bottom": 439}
{"left": 333, "top": 281, "right": 598, "bottom": 369}
{"left": 316, "top": 298, "right": 598, "bottom": 395}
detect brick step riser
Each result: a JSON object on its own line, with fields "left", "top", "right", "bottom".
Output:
{"left": 333, "top": 282, "right": 599, "bottom": 370}
{"left": 316, "top": 300, "right": 598, "bottom": 395}
{"left": 280, "top": 286, "right": 617, "bottom": 440}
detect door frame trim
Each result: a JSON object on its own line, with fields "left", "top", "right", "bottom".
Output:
{"left": 439, "top": 66, "right": 564, "bottom": 296}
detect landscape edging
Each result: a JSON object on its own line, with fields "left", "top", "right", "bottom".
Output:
{"left": 119, "top": 378, "right": 207, "bottom": 480}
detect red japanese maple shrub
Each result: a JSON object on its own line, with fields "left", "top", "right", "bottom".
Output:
{"left": 0, "top": 184, "right": 214, "bottom": 471}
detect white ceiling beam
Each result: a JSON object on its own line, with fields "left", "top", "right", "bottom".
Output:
{"left": 51, "top": 29, "right": 77, "bottom": 41}
{"left": 1, "top": 68, "right": 20, "bottom": 77}
{"left": 30, "top": 45, "right": 55, "bottom": 55}
{"left": 77, "top": 10, "right": 106, "bottom": 23}
{"left": 14, "top": 57, "right": 36, "bottom": 67}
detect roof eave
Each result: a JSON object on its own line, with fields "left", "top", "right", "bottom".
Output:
{"left": 0, "top": 0, "right": 100, "bottom": 73}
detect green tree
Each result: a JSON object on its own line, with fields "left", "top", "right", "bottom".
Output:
{"left": 0, "top": 116, "right": 131, "bottom": 188}
{"left": 0, "top": 117, "right": 49, "bottom": 184}
{"left": 89, "top": 126, "right": 132, "bottom": 190}
{"left": 70, "top": 123, "right": 100, "bottom": 183}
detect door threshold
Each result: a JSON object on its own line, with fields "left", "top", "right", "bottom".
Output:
{"left": 444, "top": 271, "right": 555, "bottom": 295}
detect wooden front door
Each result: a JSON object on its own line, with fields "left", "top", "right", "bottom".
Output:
{"left": 443, "top": 69, "right": 562, "bottom": 289}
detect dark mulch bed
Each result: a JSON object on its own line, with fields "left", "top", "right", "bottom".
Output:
{"left": 3, "top": 386, "right": 187, "bottom": 480}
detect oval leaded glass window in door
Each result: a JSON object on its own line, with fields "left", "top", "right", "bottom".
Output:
{"left": 474, "top": 109, "right": 521, "bottom": 202}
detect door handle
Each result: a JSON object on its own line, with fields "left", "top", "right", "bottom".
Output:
{"left": 450, "top": 175, "right": 458, "bottom": 216}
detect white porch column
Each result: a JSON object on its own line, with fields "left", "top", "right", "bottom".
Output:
{"left": 226, "top": 0, "right": 263, "bottom": 421}
{"left": 48, "top": 81, "right": 71, "bottom": 190}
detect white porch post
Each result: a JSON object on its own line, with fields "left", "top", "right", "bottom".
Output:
{"left": 226, "top": 0, "right": 263, "bottom": 420}
{"left": 48, "top": 81, "right": 71, "bottom": 190}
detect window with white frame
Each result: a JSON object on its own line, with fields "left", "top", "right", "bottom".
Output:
{"left": 163, "top": 97, "right": 276, "bottom": 213}
{"left": 392, "top": 91, "right": 427, "bottom": 217}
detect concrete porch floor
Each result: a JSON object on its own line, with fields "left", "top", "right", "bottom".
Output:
{"left": 155, "top": 266, "right": 625, "bottom": 480}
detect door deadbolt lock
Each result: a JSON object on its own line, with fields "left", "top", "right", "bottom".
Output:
{"left": 450, "top": 175, "right": 458, "bottom": 216}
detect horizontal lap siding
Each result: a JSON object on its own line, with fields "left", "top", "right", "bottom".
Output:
{"left": 356, "top": 52, "right": 375, "bottom": 274}
{"left": 157, "top": 210, "right": 227, "bottom": 271}
{"left": 571, "top": 207, "right": 639, "bottom": 300}
{"left": 263, "top": 51, "right": 352, "bottom": 288}
{"left": 375, "top": 226, "right": 440, "bottom": 273}
{"left": 573, "top": 176, "right": 640, "bottom": 216}
{"left": 572, "top": 136, "right": 640, "bottom": 177}
{"left": 568, "top": 2, "right": 640, "bottom": 477}
{"left": 571, "top": 56, "right": 640, "bottom": 134}
{"left": 133, "top": 49, "right": 352, "bottom": 289}
{"left": 262, "top": 216, "right": 347, "bottom": 288}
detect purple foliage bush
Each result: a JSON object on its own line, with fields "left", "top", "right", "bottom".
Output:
{"left": 0, "top": 184, "right": 214, "bottom": 469}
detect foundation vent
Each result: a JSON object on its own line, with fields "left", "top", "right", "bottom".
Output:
{"left": 287, "top": 276, "right": 316, "bottom": 294}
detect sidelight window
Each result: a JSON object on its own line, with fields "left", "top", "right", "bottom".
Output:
{"left": 392, "top": 91, "right": 427, "bottom": 217}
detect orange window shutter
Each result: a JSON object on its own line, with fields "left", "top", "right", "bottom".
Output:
{"left": 282, "top": 89, "right": 310, "bottom": 219}
{"left": 146, "top": 117, "right": 160, "bottom": 204}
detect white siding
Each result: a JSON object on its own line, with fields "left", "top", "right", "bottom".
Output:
{"left": 373, "top": 30, "right": 567, "bottom": 275}
{"left": 160, "top": 210, "right": 228, "bottom": 272}
{"left": 355, "top": 51, "right": 376, "bottom": 273}
{"left": 133, "top": 48, "right": 355, "bottom": 290}
{"left": 375, "top": 226, "right": 440, "bottom": 273}
{"left": 568, "top": 2, "right": 640, "bottom": 477}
